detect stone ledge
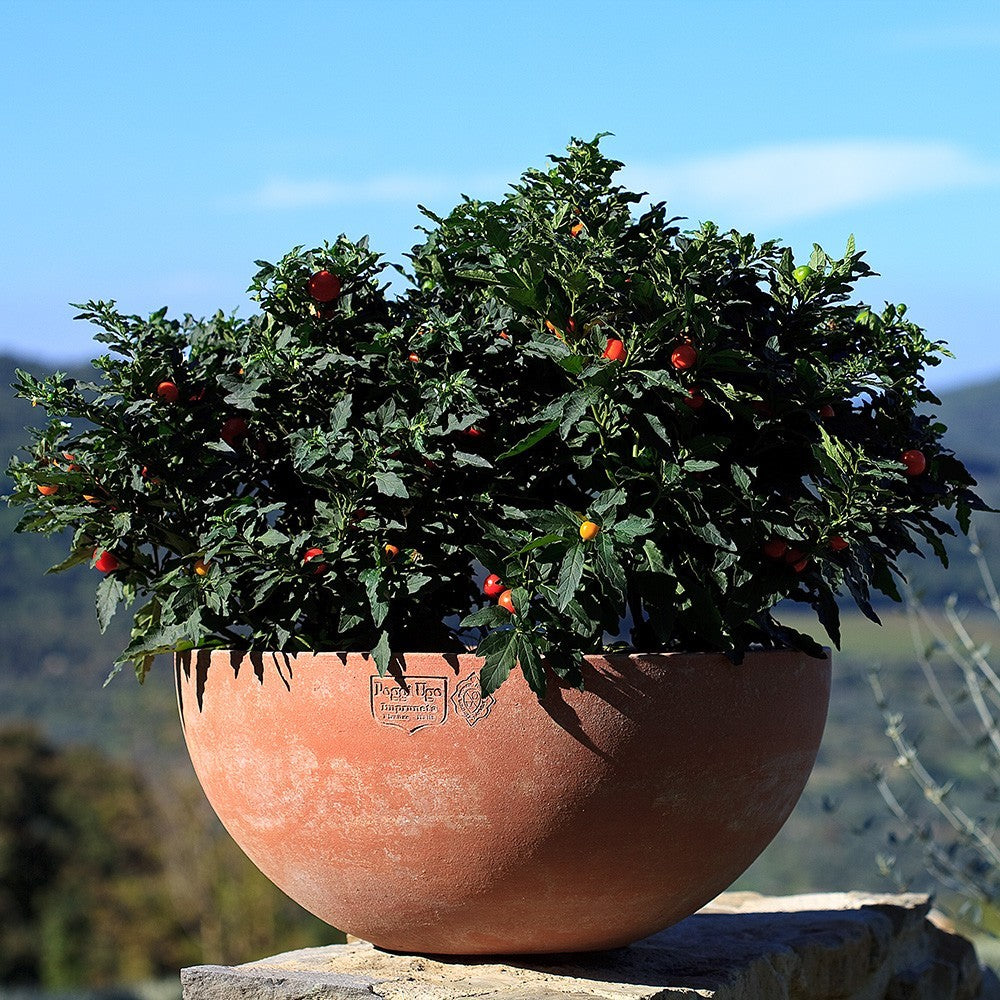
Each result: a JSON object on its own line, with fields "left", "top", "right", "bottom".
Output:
{"left": 180, "top": 892, "right": 999, "bottom": 1000}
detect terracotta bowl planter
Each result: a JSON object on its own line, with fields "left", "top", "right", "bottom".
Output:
{"left": 176, "top": 647, "right": 830, "bottom": 954}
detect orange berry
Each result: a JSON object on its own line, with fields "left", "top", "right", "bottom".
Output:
{"left": 579, "top": 520, "right": 600, "bottom": 541}
{"left": 408, "top": 352, "right": 420, "bottom": 363}
{"left": 602, "top": 338, "right": 627, "bottom": 362}
{"left": 194, "top": 558, "right": 211, "bottom": 576}
{"left": 37, "top": 484, "right": 58, "bottom": 496}
{"left": 498, "top": 589, "right": 516, "bottom": 614}
{"left": 156, "top": 381, "right": 180, "bottom": 403}
{"left": 671, "top": 343, "right": 698, "bottom": 369}
{"left": 384, "top": 543, "right": 400, "bottom": 560}
{"left": 570, "top": 221, "right": 584, "bottom": 237}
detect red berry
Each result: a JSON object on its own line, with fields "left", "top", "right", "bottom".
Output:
{"left": 302, "top": 547, "right": 327, "bottom": 575}
{"left": 498, "top": 331, "right": 510, "bottom": 341}
{"left": 683, "top": 389, "right": 705, "bottom": 410}
{"left": 752, "top": 400, "right": 774, "bottom": 418}
{"left": 307, "top": 270, "right": 341, "bottom": 303}
{"left": 220, "top": 417, "right": 249, "bottom": 448}
{"left": 498, "top": 589, "right": 516, "bottom": 614}
{"left": 791, "top": 556, "right": 810, "bottom": 573}
{"left": 784, "top": 546, "right": 806, "bottom": 565}
{"left": 156, "top": 381, "right": 180, "bottom": 403}
{"left": 901, "top": 449, "right": 927, "bottom": 476}
{"left": 819, "top": 404, "right": 835, "bottom": 419}
{"left": 567, "top": 317, "right": 576, "bottom": 333}
{"left": 671, "top": 343, "right": 698, "bottom": 370}
{"left": 763, "top": 538, "right": 788, "bottom": 560}
{"left": 483, "top": 574, "right": 504, "bottom": 597}
{"left": 828, "top": 536, "right": 849, "bottom": 552}
{"left": 602, "top": 338, "right": 627, "bottom": 362}
{"left": 94, "top": 550, "right": 119, "bottom": 574}
{"left": 462, "top": 427, "right": 484, "bottom": 438}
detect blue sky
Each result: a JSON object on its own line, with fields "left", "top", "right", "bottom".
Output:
{"left": 2, "top": 0, "right": 999, "bottom": 390}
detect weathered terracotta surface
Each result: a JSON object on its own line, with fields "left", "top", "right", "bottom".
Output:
{"left": 176, "top": 648, "right": 830, "bottom": 954}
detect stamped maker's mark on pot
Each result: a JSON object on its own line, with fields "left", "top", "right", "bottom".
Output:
{"left": 451, "top": 672, "right": 495, "bottom": 727}
{"left": 370, "top": 676, "right": 448, "bottom": 733}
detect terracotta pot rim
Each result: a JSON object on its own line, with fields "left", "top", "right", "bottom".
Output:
{"left": 182, "top": 646, "right": 830, "bottom": 660}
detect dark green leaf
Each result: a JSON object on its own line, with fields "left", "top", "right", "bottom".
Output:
{"left": 498, "top": 419, "right": 560, "bottom": 460}
{"left": 556, "top": 544, "right": 586, "bottom": 611}
{"left": 479, "top": 630, "right": 518, "bottom": 695}
{"left": 371, "top": 630, "right": 391, "bottom": 676}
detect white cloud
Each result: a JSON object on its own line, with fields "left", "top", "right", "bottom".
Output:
{"left": 242, "top": 173, "right": 507, "bottom": 210}
{"left": 892, "top": 24, "right": 1000, "bottom": 49}
{"left": 234, "top": 140, "right": 1000, "bottom": 228}
{"left": 622, "top": 140, "right": 1000, "bottom": 228}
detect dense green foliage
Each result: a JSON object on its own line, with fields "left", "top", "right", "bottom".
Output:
{"left": 4, "top": 137, "right": 990, "bottom": 693}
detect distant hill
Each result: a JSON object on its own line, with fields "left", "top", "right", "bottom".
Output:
{"left": 933, "top": 378, "right": 1000, "bottom": 507}
{"left": 0, "top": 354, "right": 133, "bottom": 698}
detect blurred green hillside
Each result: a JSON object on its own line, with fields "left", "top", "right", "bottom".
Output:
{"left": 2, "top": 351, "right": 999, "bottom": 986}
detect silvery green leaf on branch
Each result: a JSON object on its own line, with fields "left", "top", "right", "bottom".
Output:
{"left": 96, "top": 575, "right": 124, "bottom": 633}
{"left": 373, "top": 471, "right": 408, "bottom": 498}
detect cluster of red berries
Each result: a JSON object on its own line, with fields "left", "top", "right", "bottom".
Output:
{"left": 762, "top": 539, "right": 811, "bottom": 573}
{"left": 480, "top": 520, "right": 601, "bottom": 615}
{"left": 482, "top": 574, "right": 515, "bottom": 614}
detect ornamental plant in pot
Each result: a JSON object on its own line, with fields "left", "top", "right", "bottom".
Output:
{"left": 6, "top": 136, "right": 989, "bottom": 955}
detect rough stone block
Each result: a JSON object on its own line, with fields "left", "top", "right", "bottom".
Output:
{"left": 180, "top": 892, "right": 994, "bottom": 1000}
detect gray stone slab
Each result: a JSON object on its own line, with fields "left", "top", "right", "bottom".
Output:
{"left": 180, "top": 965, "right": 380, "bottom": 1000}
{"left": 180, "top": 892, "right": 992, "bottom": 1000}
